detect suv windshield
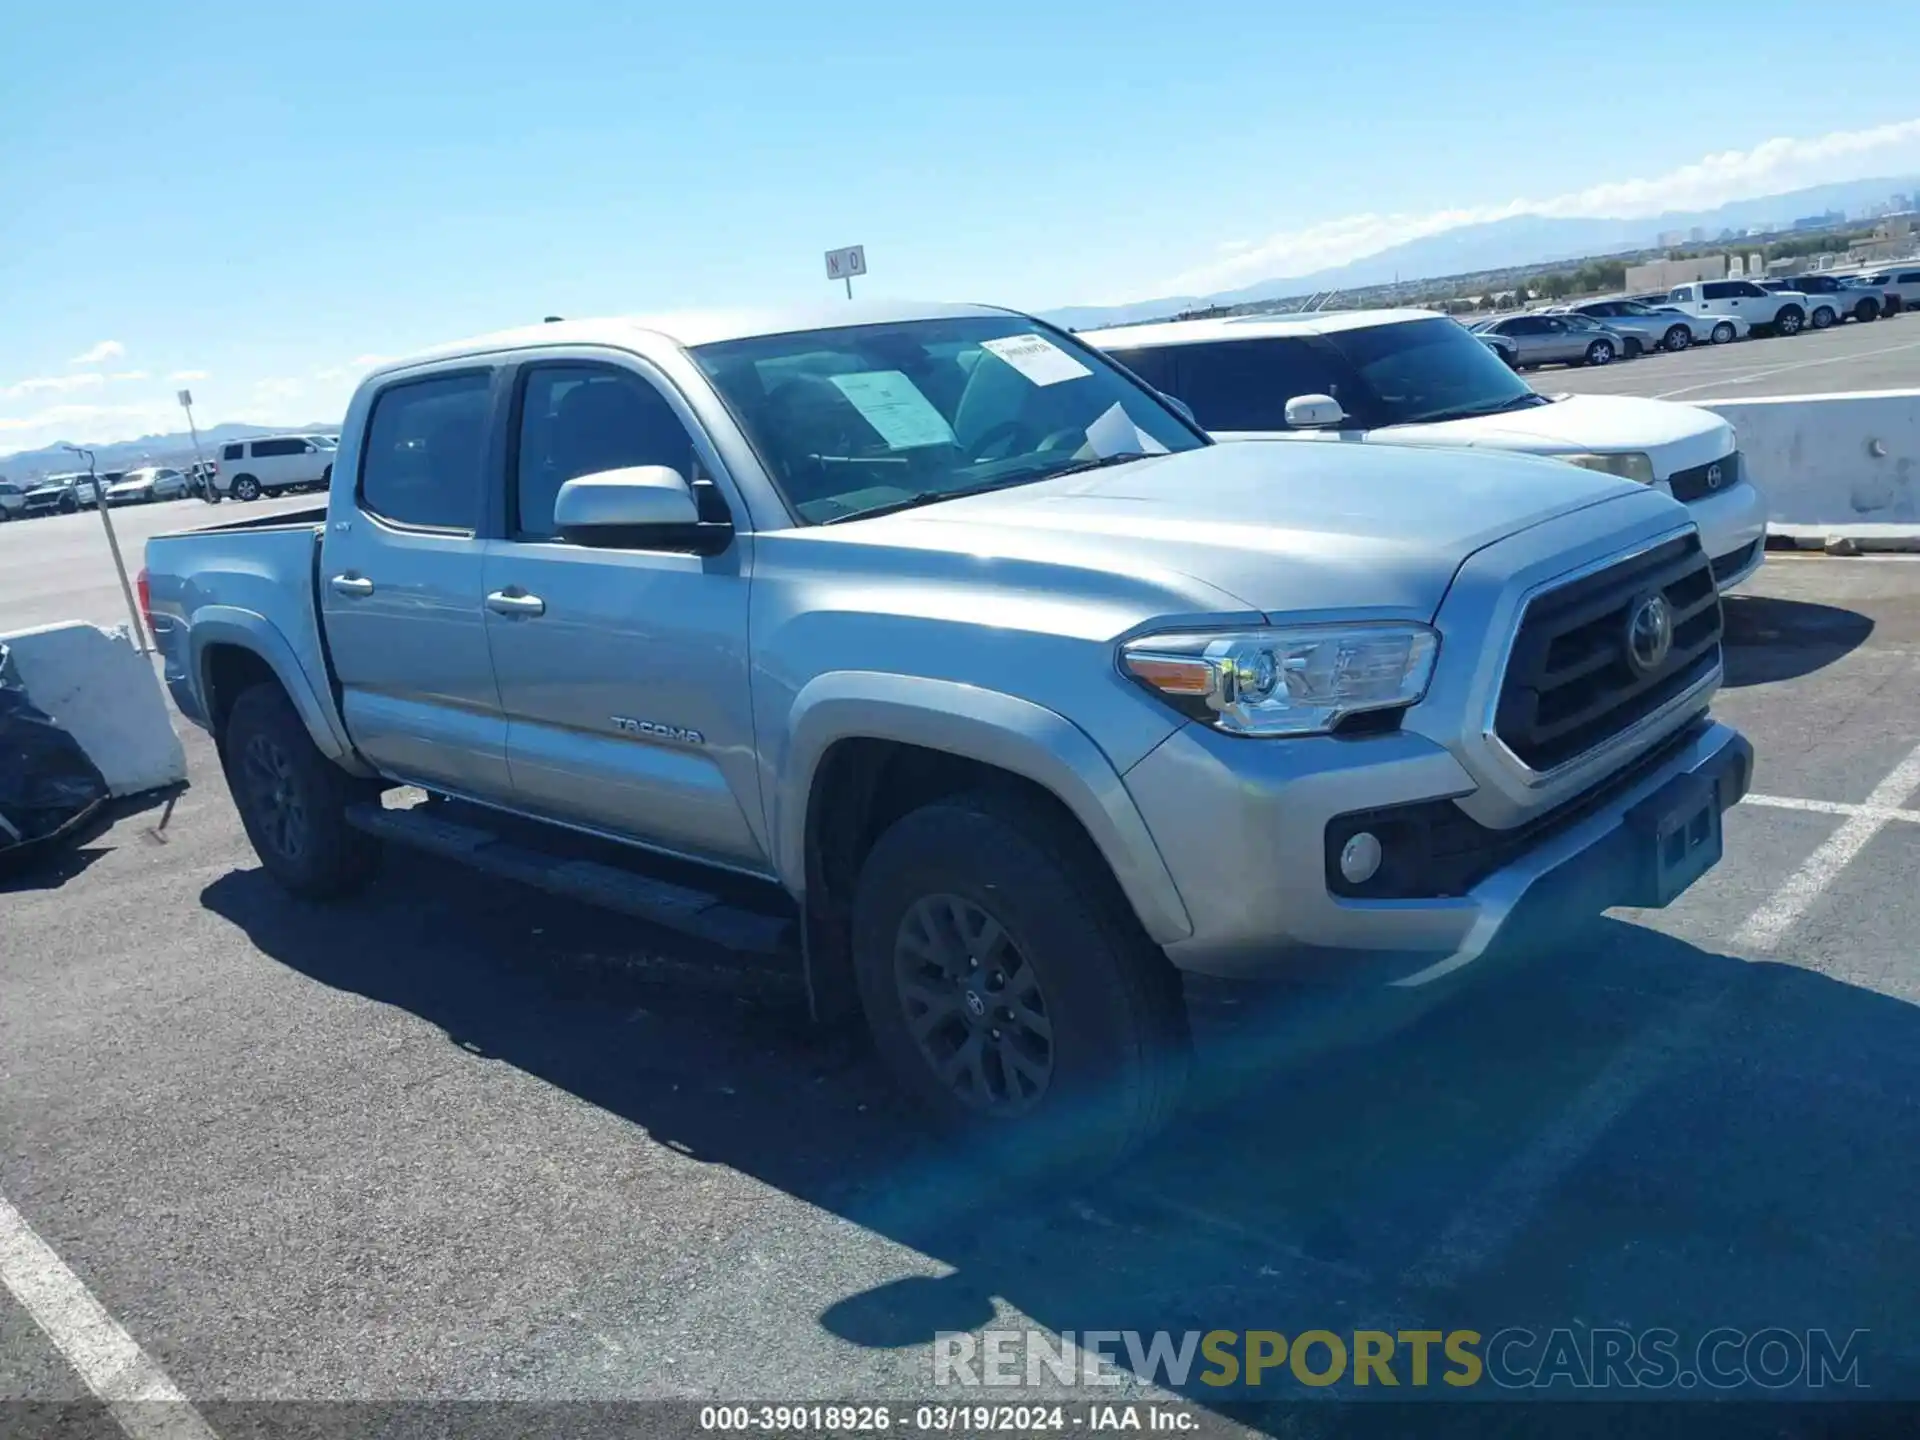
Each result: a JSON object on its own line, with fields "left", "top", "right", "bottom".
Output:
{"left": 1324, "top": 319, "right": 1544, "bottom": 426}
{"left": 690, "top": 316, "right": 1204, "bottom": 524}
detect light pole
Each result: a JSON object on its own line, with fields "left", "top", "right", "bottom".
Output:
{"left": 177, "top": 387, "right": 216, "bottom": 503}
{"left": 63, "top": 444, "right": 149, "bottom": 652}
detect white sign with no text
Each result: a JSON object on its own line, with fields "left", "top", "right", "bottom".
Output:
{"left": 825, "top": 245, "right": 868, "bottom": 281}
{"left": 176, "top": 389, "right": 193, "bottom": 408}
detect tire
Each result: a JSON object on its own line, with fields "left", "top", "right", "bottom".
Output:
{"left": 321, "top": 464, "right": 333, "bottom": 489}
{"left": 1774, "top": 305, "right": 1805, "bottom": 337}
{"left": 1582, "top": 339, "right": 1615, "bottom": 366}
{"left": 1811, "top": 305, "right": 1836, "bottom": 330}
{"left": 58, "top": 493, "right": 78, "bottom": 514}
{"left": 850, "top": 791, "right": 1189, "bottom": 1167}
{"left": 231, "top": 475, "right": 261, "bottom": 501}
{"left": 220, "top": 683, "right": 381, "bottom": 900}
{"left": 1854, "top": 299, "right": 1878, "bottom": 323}
{"left": 1663, "top": 325, "right": 1691, "bottom": 352}
{"left": 1623, "top": 338, "right": 1643, "bottom": 359}
{"left": 1711, "top": 322, "right": 1737, "bottom": 345}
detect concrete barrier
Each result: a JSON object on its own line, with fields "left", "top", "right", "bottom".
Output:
{"left": 1700, "top": 389, "right": 1920, "bottom": 546}
{"left": 0, "top": 622, "right": 187, "bottom": 797}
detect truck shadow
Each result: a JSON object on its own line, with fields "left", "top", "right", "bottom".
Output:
{"left": 201, "top": 855, "right": 1920, "bottom": 1412}
{"left": 1720, "top": 594, "right": 1873, "bottom": 687}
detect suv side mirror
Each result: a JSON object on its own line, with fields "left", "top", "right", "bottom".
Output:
{"left": 1284, "top": 394, "right": 1347, "bottom": 429}
{"left": 553, "top": 465, "right": 732, "bottom": 554}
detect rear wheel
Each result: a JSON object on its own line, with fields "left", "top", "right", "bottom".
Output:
{"left": 1811, "top": 305, "right": 1836, "bottom": 330}
{"left": 231, "top": 474, "right": 262, "bottom": 501}
{"left": 1663, "top": 325, "right": 1691, "bottom": 352}
{"left": 1774, "top": 305, "right": 1805, "bottom": 337}
{"left": 1582, "top": 339, "right": 1615, "bottom": 366}
{"left": 1711, "top": 322, "right": 1737, "bottom": 345}
{"left": 851, "top": 792, "right": 1189, "bottom": 1167}
{"left": 221, "top": 683, "right": 381, "bottom": 900}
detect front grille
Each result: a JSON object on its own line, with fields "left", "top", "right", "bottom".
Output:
{"left": 1667, "top": 451, "right": 1740, "bottom": 503}
{"left": 1493, "top": 534, "right": 1721, "bottom": 772}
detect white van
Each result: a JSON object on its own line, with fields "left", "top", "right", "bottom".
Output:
{"left": 1087, "top": 309, "right": 1766, "bottom": 590}
{"left": 215, "top": 434, "right": 336, "bottom": 500}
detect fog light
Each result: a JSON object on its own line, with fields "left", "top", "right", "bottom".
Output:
{"left": 1339, "top": 832, "right": 1383, "bottom": 885}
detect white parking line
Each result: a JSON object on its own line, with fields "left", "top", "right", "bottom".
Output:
{"left": 0, "top": 1192, "right": 218, "bottom": 1440}
{"left": 1734, "top": 741, "right": 1920, "bottom": 951}
{"left": 1652, "top": 336, "right": 1920, "bottom": 399}
{"left": 1743, "top": 792, "right": 1920, "bottom": 824}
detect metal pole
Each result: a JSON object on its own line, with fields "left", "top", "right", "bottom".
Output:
{"left": 65, "top": 445, "right": 149, "bottom": 653}
{"left": 845, "top": 275, "right": 853, "bottom": 300}
{"left": 181, "top": 400, "right": 214, "bottom": 503}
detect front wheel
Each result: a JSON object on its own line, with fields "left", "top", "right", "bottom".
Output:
{"left": 1711, "top": 322, "right": 1737, "bottom": 345}
{"left": 1811, "top": 305, "right": 1836, "bottom": 330}
{"left": 1774, "top": 306, "right": 1805, "bottom": 336}
{"left": 1854, "top": 299, "right": 1879, "bottom": 323}
{"left": 221, "top": 683, "right": 381, "bottom": 900}
{"left": 1663, "top": 325, "right": 1691, "bottom": 352}
{"left": 851, "top": 792, "right": 1189, "bottom": 1166}
{"left": 1583, "top": 339, "right": 1615, "bottom": 366}
{"left": 231, "top": 475, "right": 262, "bottom": 501}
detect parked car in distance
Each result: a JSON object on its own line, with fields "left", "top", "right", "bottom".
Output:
{"left": 1469, "top": 312, "right": 1628, "bottom": 367}
{"left": 1087, "top": 309, "right": 1766, "bottom": 591}
{"left": 1759, "top": 274, "right": 1873, "bottom": 327}
{"left": 1562, "top": 298, "right": 1744, "bottom": 350}
{"left": 0, "top": 479, "right": 26, "bottom": 521}
{"left": 20, "top": 472, "right": 104, "bottom": 517}
{"left": 1474, "top": 328, "right": 1520, "bottom": 367}
{"left": 1667, "top": 279, "right": 1810, "bottom": 336}
{"left": 1846, "top": 266, "right": 1920, "bottom": 313}
{"left": 105, "top": 466, "right": 193, "bottom": 506}
{"left": 144, "top": 302, "right": 1751, "bottom": 1156}
{"left": 215, "top": 435, "right": 335, "bottom": 500}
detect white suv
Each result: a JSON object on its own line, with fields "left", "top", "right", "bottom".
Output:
{"left": 215, "top": 434, "right": 336, "bottom": 500}
{"left": 1666, "top": 280, "right": 1811, "bottom": 337}
{"left": 1087, "top": 310, "right": 1766, "bottom": 590}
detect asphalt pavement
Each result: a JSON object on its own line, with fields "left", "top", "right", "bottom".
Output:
{"left": 4, "top": 552, "right": 1920, "bottom": 1434}
{"left": 1528, "top": 310, "right": 1920, "bottom": 400}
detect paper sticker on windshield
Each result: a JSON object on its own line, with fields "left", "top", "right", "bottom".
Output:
{"left": 829, "top": 370, "right": 956, "bottom": 450}
{"left": 1080, "top": 401, "right": 1170, "bottom": 461}
{"left": 979, "top": 333, "right": 1092, "bottom": 387}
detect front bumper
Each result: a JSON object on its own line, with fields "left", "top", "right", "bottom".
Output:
{"left": 1671, "top": 479, "right": 1766, "bottom": 591}
{"left": 1125, "top": 714, "right": 1750, "bottom": 985}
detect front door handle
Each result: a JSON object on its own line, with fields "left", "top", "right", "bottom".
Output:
{"left": 486, "top": 590, "right": 546, "bottom": 617}
{"left": 330, "top": 574, "right": 374, "bottom": 597}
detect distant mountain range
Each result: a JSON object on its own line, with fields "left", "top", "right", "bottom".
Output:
{"left": 1042, "top": 175, "right": 1920, "bottom": 330}
{"left": 0, "top": 422, "right": 339, "bottom": 481}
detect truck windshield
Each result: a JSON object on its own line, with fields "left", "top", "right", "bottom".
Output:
{"left": 690, "top": 316, "right": 1205, "bottom": 524}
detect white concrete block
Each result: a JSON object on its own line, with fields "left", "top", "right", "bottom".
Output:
{"left": 1, "top": 622, "right": 187, "bottom": 798}
{"left": 1701, "top": 388, "right": 1920, "bottom": 530}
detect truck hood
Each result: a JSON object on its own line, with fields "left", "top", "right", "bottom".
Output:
{"left": 845, "top": 439, "right": 1649, "bottom": 620}
{"left": 1375, "top": 393, "right": 1736, "bottom": 477}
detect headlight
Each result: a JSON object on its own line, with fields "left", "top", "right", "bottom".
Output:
{"left": 1560, "top": 451, "right": 1656, "bottom": 485}
{"left": 1121, "top": 623, "right": 1439, "bottom": 737}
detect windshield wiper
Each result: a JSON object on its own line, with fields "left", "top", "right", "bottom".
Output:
{"left": 1041, "top": 450, "right": 1157, "bottom": 482}
{"left": 818, "top": 478, "right": 1033, "bottom": 525}
{"left": 1391, "top": 392, "right": 1548, "bottom": 426}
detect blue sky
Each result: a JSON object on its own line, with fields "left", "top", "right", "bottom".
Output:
{"left": 3, "top": 0, "right": 1918, "bottom": 455}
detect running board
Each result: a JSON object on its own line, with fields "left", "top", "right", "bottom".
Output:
{"left": 344, "top": 802, "right": 797, "bottom": 957}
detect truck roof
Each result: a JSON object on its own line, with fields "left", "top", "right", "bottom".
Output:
{"left": 1079, "top": 309, "right": 1445, "bottom": 349}
{"left": 368, "top": 300, "right": 1022, "bottom": 376}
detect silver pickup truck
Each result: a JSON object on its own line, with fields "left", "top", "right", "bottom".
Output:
{"left": 143, "top": 301, "right": 1751, "bottom": 1154}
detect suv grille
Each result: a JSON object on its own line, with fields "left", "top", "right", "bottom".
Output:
{"left": 1494, "top": 534, "right": 1721, "bottom": 772}
{"left": 1667, "top": 451, "right": 1740, "bottom": 503}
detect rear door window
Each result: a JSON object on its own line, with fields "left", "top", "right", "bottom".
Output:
{"left": 1103, "top": 347, "right": 1180, "bottom": 395}
{"left": 358, "top": 372, "right": 494, "bottom": 531}
{"left": 1163, "top": 338, "right": 1350, "bottom": 430}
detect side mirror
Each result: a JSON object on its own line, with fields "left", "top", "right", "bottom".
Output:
{"left": 1284, "top": 393, "right": 1347, "bottom": 429}
{"left": 553, "top": 466, "right": 731, "bottom": 553}
{"left": 1158, "top": 392, "right": 1199, "bottom": 427}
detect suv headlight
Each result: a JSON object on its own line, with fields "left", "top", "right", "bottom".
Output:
{"left": 1121, "top": 623, "right": 1439, "bottom": 737}
{"left": 1560, "top": 451, "right": 1656, "bottom": 485}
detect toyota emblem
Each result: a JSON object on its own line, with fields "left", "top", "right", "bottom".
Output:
{"left": 1705, "top": 463, "right": 1724, "bottom": 491}
{"left": 1626, "top": 593, "right": 1675, "bottom": 674}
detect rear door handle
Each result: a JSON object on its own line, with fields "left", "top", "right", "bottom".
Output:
{"left": 330, "top": 574, "right": 374, "bottom": 597}
{"left": 486, "top": 590, "right": 546, "bottom": 617}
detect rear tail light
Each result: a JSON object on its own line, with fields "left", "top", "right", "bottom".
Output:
{"left": 136, "top": 567, "right": 154, "bottom": 635}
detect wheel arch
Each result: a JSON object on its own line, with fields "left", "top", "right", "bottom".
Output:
{"left": 190, "top": 611, "right": 370, "bottom": 773}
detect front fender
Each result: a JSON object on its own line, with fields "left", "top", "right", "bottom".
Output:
{"left": 188, "top": 608, "right": 372, "bottom": 774}
{"left": 774, "top": 672, "right": 1193, "bottom": 945}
